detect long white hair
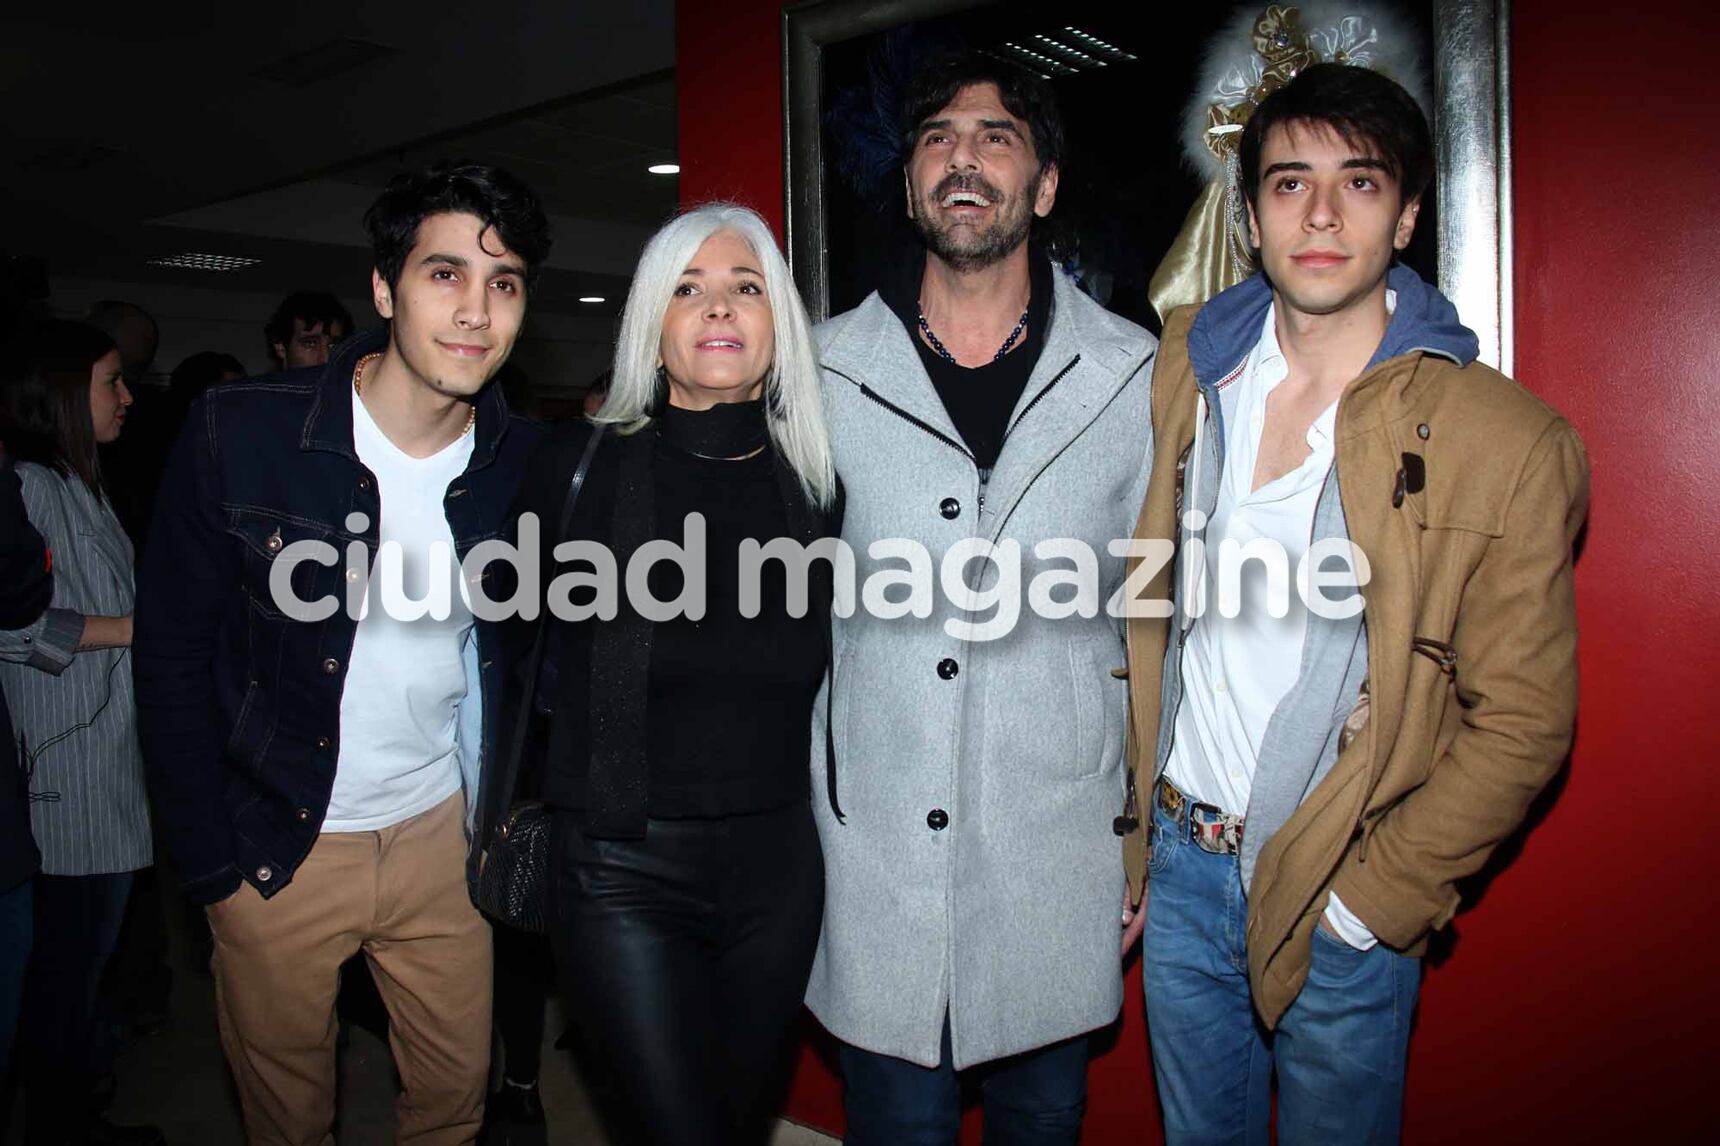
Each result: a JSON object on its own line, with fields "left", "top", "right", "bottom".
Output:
{"left": 593, "top": 203, "right": 836, "bottom": 509}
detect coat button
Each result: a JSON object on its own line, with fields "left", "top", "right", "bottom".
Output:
{"left": 264, "top": 529, "right": 284, "bottom": 554}
{"left": 295, "top": 808, "right": 311, "bottom": 823}
{"left": 315, "top": 736, "right": 331, "bottom": 750}
{"left": 939, "top": 497, "right": 961, "bottom": 520}
{"left": 936, "top": 658, "right": 959, "bottom": 680}
{"left": 357, "top": 477, "right": 370, "bottom": 490}
{"left": 926, "top": 809, "right": 949, "bottom": 831}
{"left": 320, "top": 657, "right": 340, "bottom": 675}
{"left": 256, "top": 866, "right": 273, "bottom": 882}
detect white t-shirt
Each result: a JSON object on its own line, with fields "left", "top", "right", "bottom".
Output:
{"left": 322, "top": 389, "right": 475, "bottom": 832}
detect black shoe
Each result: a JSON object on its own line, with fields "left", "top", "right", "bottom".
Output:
{"left": 480, "top": 1081, "right": 547, "bottom": 1146}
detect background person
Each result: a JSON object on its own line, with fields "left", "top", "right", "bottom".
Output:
{"left": 0, "top": 319, "right": 162, "bottom": 1146}
{"left": 85, "top": 303, "right": 157, "bottom": 388}
{"left": 0, "top": 445, "right": 54, "bottom": 1089}
{"left": 103, "top": 351, "right": 245, "bottom": 550}
{"left": 264, "top": 290, "right": 353, "bottom": 371}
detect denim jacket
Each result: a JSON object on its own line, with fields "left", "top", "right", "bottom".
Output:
{"left": 134, "top": 329, "right": 539, "bottom": 904}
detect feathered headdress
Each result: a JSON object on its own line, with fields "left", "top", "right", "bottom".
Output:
{"left": 1148, "top": 2, "right": 1427, "bottom": 322}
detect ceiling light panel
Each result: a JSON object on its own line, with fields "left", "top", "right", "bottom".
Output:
{"left": 1060, "top": 27, "right": 1138, "bottom": 62}
{"left": 998, "top": 42, "right": 1077, "bottom": 76}
{"left": 147, "top": 253, "right": 262, "bottom": 271}
{"left": 1034, "top": 34, "right": 1103, "bottom": 68}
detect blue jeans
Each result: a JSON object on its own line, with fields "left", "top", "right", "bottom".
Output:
{"left": 0, "top": 879, "right": 30, "bottom": 1083}
{"left": 1142, "top": 804, "right": 1420, "bottom": 1146}
{"left": 839, "top": 1016, "right": 1088, "bottom": 1146}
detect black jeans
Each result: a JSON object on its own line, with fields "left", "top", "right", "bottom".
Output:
{"left": 18, "top": 872, "right": 133, "bottom": 1138}
{"left": 551, "top": 800, "right": 824, "bottom": 1146}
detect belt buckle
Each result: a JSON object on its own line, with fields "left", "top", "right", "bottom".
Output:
{"left": 1189, "top": 800, "right": 1242, "bottom": 854}
{"left": 1157, "top": 780, "right": 1243, "bottom": 854}
{"left": 1188, "top": 799, "right": 1223, "bottom": 853}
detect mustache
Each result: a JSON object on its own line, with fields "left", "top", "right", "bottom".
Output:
{"left": 930, "top": 173, "right": 1005, "bottom": 203}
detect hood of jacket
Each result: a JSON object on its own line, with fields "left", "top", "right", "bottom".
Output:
{"left": 1185, "top": 264, "right": 1481, "bottom": 395}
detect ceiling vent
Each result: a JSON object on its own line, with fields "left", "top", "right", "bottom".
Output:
{"left": 147, "top": 253, "right": 262, "bottom": 272}
{"left": 253, "top": 37, "right": 398, "bottom": 88}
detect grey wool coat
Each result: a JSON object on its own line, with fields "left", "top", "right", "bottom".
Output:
{"left": 806, "top": 264, "right": 1156, "bottom": 1069}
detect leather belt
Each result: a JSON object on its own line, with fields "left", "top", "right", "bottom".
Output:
{"left": 1156, "top": 776, "right": 1245, "bottom": 856}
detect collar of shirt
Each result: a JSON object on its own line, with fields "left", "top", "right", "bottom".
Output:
{"left": 1223, "top": 286, "right": 1401, "bottom": 502}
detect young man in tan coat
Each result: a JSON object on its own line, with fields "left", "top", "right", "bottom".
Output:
{"left": 1119, "top": 64, "right": 1588, "bottom": 1145}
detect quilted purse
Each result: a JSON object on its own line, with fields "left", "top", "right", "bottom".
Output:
{"left": 475, "top": 425, "right": 605, "bottom": 932}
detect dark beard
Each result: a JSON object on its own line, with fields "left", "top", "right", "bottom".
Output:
{"left": 912, "top": 172, "right": 1039, "bottom": 273}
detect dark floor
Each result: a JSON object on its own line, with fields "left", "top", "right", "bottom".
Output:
{"left": 1, "top": 890, "right": 834, "bottom": 1144}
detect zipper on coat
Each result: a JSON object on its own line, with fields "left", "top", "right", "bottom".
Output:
{"left": 830, "top": 365, "right": 986, "bottom": 516}
{"left": 977, "top": 355, "right": 1080, "bottom": 522}
{"left": 837, "top": 373, "right": 975, "bottom": 463}
{"left": 999, "top": 355, "right": 1081, "bottom": 444}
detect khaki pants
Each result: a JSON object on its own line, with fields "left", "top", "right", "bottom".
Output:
{"left": 208, "top": 793, "right": 492, "bottom": 1146}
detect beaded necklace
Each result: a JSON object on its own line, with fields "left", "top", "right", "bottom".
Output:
{"left": 916, "top": 303, "right": 1031, "bottom": 364}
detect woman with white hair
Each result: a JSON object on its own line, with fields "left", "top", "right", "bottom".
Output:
{"left": 483, "top": 203, "right": 839, "bottom": 1146}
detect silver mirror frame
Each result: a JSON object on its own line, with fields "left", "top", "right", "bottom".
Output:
{"left": 784, "top": 0, "right": 1512, "bottom": 373}
{"left": 1434, "top": 0, "right": 1512, "bottom": 373}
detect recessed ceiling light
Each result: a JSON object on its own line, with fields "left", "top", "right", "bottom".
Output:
{"left": 578, "top": 296, "right": 606, "bottom": 304}
{"left": 647, "top": 163, "right": 680, "bottom": 175}
{"left": 147, "top": 252, "right": 261, "bottom": 271}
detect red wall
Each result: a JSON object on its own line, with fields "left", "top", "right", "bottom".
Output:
{"left": 675, "top": 0, "right": 786, "bottom": 237}
{"left": 678, "top": 1, "right": 1720, "bottom": 1139}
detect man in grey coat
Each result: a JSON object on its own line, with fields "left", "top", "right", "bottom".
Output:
{"left": 808, "top": 53, "right": 1156, "bottom": 1144}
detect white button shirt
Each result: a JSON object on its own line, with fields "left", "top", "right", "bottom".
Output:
{"left": 1165, "top": 304, "right": 1376, "bottom": 948}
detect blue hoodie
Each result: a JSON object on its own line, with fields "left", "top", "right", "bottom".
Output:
{"left": 1155, "top": 265, "right": 1481, "bottom": 890}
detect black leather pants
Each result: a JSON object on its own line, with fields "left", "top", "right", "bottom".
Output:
{"left": 550, "top": 800, "right": 824, "bottom": 1146}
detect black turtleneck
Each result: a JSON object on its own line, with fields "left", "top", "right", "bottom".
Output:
{"left": 879, "top": 245, "right": 1055, "bottom": 471}
{"left": 655, "top": 396, "right": 771, "bottom": 459}
{"left": 539, "top": 400, "right": 826, "bottom": 819}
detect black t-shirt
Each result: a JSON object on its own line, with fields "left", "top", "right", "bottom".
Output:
{"left": 879, "top": 246, "right": 1055, "bottom": 471}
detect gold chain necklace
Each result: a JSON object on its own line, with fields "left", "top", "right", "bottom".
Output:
{"left": 353, "top": 352, "right": 476, "bottom": 437}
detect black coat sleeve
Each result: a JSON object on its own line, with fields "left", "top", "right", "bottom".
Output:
{"left": 0, "top": 455, "right": 53, "bottom": 629}
{"left": 133, "top": 396, "right": 245, "bottom": 902}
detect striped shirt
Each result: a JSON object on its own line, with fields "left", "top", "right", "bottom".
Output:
{"left": 0, "top": 463, "right": 151, "bottom": 875}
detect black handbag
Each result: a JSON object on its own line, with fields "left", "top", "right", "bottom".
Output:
{"left": 475, "top": 424, "right": 605, "bottom": 933}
